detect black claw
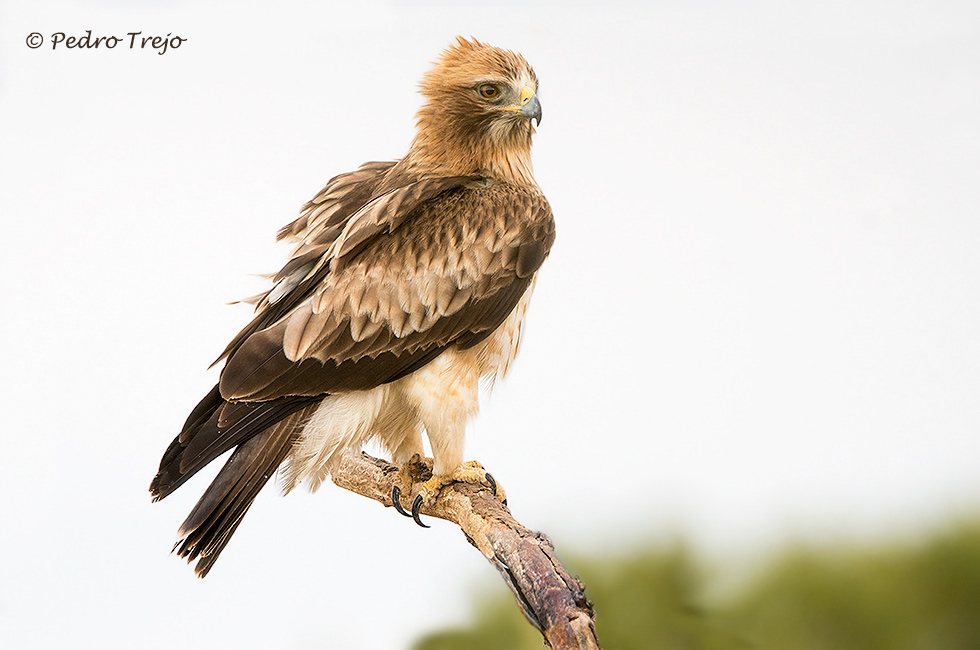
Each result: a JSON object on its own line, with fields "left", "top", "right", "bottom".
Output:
{"left": 411, "top": 494, "right": 430, "bottom": 528}
{"left": 391, "top": 485, "right": 413, "bottom": 518}
{"left": 485, "top": 472, "right": 497, "bottom": 495}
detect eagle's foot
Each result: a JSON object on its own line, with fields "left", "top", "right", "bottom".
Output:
{"left": 445, "top": 460, "right": 507, "bottom": 505}
{"left": 391, "top": 455, "right": 433, "bottom": 525}
{"left": 410, "top": 461, "right": 507, "bottom": 526}
{"left": 390, "top": 458, "right": 506, "bottom": 528}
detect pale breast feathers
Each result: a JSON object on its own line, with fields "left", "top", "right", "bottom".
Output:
{"left": 216, "top": 179, "right": 555, "bottom": 403}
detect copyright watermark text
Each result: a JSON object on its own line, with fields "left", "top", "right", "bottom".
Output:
{"left": 26, "top": 30, "right": 187, "bottom": 55}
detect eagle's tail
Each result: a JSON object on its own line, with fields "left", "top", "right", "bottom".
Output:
{"left": 150, "top": 385, "right": 315, "bottom": 577}
{"left": 173, "top": 409, "right": 308, "bottom": 577}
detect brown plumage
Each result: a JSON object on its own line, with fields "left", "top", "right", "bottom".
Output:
{"left": 150, "top": 37, "right": 554, "bottom": 577}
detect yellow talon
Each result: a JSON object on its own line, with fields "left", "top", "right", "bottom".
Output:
{"left": 413, "top": 460, "right": 506, "bottom": 504}
{"left": 419, "top": 460, "right": 507, "bottom": 504}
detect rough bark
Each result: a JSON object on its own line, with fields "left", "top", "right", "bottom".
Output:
{"left": 331, "top": 452, "right": 602, "bottom": 649}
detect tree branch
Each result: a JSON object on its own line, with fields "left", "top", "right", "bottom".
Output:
{"left": 331, "top": 452, "right": 602, "bottom": 649}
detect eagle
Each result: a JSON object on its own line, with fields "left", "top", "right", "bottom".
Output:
{"left": 150, "top": 37, "right": 555, "bottom": 577}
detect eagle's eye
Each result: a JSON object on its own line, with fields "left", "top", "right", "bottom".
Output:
{"left": 478, "top": 84, "right": 500, "bottom": 99}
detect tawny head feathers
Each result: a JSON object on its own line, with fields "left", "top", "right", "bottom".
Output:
{"left": 418, "top": 36, "right": 538, "bottom": 102}
{"left": 409, "top": 37, "right": 541, "bottom": 185}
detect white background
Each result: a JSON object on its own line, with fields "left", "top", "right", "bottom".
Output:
{"left": 2, "top": 1, "right": 979, "bottom": 648}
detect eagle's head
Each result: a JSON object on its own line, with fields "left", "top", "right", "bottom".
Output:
{"left": 410, "top": 37, "right": 542, "bottom": 185}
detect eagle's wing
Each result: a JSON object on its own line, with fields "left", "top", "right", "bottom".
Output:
{"left": 214, "top": 162, "right": 477, "bottom": 365}
{"left": 220, "top": 180, "right": 555, "bottom": 401}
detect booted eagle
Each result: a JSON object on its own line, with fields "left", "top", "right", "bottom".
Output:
{"left": 150, "top": 37, "right": 554, "bottom": 576}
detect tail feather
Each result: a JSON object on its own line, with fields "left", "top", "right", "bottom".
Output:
{"left": 149, "top": 384, "right": 316, "bottom": 501}
{"left": 173, "top": 407, "right": 312, "bottom": 577}
{"left": 150, "top": 383, "right": 319, "bottom": 577}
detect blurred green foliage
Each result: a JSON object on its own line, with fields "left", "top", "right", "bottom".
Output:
{"left": 413, "top": 520, "right": 980, "bottom": 650}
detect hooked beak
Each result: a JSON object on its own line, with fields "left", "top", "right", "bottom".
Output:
{"left": 493, "top": 86, "right": 543, "bottom": 125}
{"left": 521, "top": 94, "right": 542, "bottom": 126}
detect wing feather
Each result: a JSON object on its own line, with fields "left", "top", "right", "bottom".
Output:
{"left": 218, "top": 181, "right": 554, "bottom": 403}
{"left": 149, "top": 385, "right": 315, "bottom": 501}
{"left": 213, "top": 165, "right": 476, "bottom": 366}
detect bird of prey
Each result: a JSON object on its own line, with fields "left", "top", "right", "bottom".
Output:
{"left": 150, "top": 37, "right": 555, "bottom": 577}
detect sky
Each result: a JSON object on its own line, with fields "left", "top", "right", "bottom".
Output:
{"left": 2, "top": 0, "right": 979, "bottom": 648}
